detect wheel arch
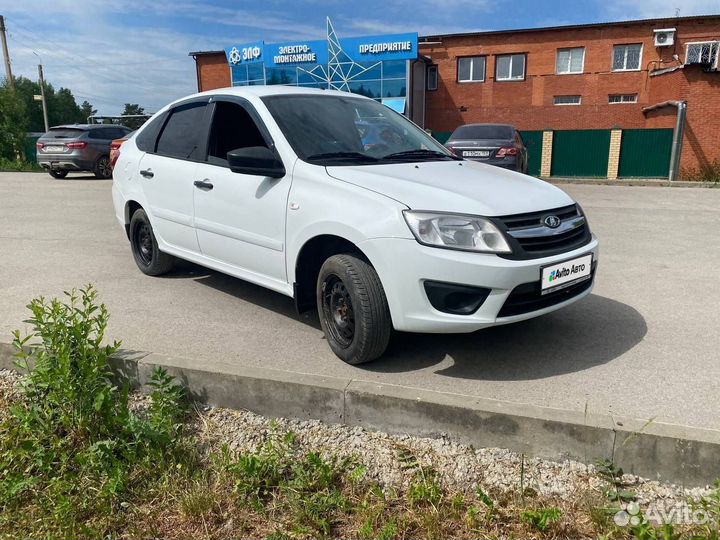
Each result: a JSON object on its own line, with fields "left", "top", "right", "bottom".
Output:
{"left": 293, "top": 234, "right": 374, "bottom": 313}
{"left": 124, "top": 200, "right": 144, "bottom": 239}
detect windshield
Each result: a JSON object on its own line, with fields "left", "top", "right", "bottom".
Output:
{"left": 44, "top": 128, "right": 85, "bottom": 139}
{"left": 449, "top": 125, "right": 513, "bottom": 140}
{"left": 262, "top": 94, "right": 457, "bottom": 165}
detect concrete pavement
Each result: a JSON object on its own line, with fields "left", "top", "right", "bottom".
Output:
{"left": 1, "top": 172, "right": 719, "bottom": 432}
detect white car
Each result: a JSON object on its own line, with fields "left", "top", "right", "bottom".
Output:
{"left": 112, "top": 86, "right": 598, "bottom": 364}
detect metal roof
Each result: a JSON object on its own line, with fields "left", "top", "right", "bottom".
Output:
{"left": 188, "top": 50, "right": 225, "bottom": 57}
{"left": 187, "top": 15, "right": 720, "bottom": 58}
{"left": 418, "top": 14, "right": 720, "bottom": 42}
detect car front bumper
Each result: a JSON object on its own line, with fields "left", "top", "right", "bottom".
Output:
{"left": 358, "top": 235, "right": 599, "bottom": 333}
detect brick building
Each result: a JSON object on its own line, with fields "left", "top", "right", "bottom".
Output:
{"left": 191, "top": 15, "right": 720, "bottom": 178}
{"left": 419, "top": 15, "right": 720, "bottom": 176}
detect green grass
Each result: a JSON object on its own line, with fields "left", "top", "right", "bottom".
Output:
{"left": 1, "top": 285, "right": 720, "bottom": 539}
{"left": 0, "top": 157, "right": 42, "bottom": 172}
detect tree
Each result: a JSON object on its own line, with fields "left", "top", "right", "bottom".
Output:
{"left": 11, "top": 76, "right": 85, "bottom": 131}
{"left": 80, "top": 100, "right": 96, "bottom": 123}
{"left": 120, "top": 103, "right": 147, "bottom": 130}
{"left": 0, "top": 82, "right": 29, "bottom": 160}
{"left": 49, "top": 87, "right": 83, "bottom": 127}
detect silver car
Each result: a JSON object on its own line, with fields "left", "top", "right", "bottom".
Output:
{"left": 36, "top": 124, "right": 132, "bottom": 179}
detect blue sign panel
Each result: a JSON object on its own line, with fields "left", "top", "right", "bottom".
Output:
{"left": 225, "top": 41, "right": 264, "bottom": 65}
{"left": 344, "top": 33, "right": 418, "bottom": 63}
{"left": 265, "top": 39, "right": 329, "bottom": 67}
{"left": 225, "top": 32, "right": 418, "bottom": 68}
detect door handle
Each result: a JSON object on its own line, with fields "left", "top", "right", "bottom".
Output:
{"left": 140, "top": 169, "right": 154, "bottom": 178}
{"left": 193, "top": 179, "right": 214, "bottom": 190}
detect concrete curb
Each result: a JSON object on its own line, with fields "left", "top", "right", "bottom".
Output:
{"left": 2, "top": 341, "right": 719, "bottom": 487}
{"left": 547, "top": 177, "right": 719, "bottom": 188}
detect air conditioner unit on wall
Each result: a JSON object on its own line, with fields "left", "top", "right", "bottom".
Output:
{"left": 654, "top": 28, "right": 676, "bottom": 47}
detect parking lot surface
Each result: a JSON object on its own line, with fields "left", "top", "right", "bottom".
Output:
{"left": 1, "top": 173, "right": 719, "bottom": 430}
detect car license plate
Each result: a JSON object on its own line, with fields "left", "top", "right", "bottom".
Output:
{"left": 463, "top": 150, "right": 490, "bottom": 158}
{"left": 45, "top": 146, "right": 64, "bottom": 153}
{"left": 540, "top": 253, "right": 593, "bottom": 295}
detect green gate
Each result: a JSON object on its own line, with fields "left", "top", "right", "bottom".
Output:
{"left": 618, "top": 129, "right": 673, "bottom": 178}
{"left": 551, "top": 130, "right": 611, "bottom": 177}
{"left": 520, "top": 130, "right": 543, "bottom": 176}
{"left": 432, "top": 131, "right": 452, "bottom": 144}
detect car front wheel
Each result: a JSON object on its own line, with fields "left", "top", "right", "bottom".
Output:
{"left": 317, "top": 254, "right": 392, "bottom": 364}
{"left": 129, "top": 209, "right": 174, "bottom": 276}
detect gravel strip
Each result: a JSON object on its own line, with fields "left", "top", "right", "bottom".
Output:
{"left": 197, "top": 406, "right": 712, "bottom": 506}
{"left": 0, "top": 369, "right": 711, "bottom": 508}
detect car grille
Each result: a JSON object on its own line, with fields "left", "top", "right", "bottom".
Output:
{"left": 497, "top": 263, "right": 596, "bottom": 318}
{"left": 492, "top": 204, "right": 591, "bottom": 260}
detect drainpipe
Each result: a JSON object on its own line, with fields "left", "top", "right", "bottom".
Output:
{"left": 642, "top": 100, "right": 687, "bottom": 181}
{"left": 668, "top": 101, "right": 687, "bottom": 182}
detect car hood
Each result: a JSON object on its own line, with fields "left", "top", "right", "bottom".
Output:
{"left": 326, "top": 160, "right": 573, "bottom": 216}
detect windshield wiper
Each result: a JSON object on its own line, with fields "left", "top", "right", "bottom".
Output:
{"left": 381, "top": 149, "right": 460, "bottom": 161}
{"left": 306, "top": 151, "right": 379, "bottom": 163}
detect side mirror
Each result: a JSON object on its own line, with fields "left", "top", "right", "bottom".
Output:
{"left": 227, "top": 146, "right": 285, "bottom": 178}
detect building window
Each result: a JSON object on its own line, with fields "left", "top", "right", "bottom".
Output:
{"left": 556, "top": 47, "right": 585, "bottom": 74}
{"left": 427, "top": 65, "right": 438, "bottom": 90}
{"left": 685, "top": 41, "right": 720, "bottom": 68}
{"left": 613, "top": 44, "right": 643, "bottom": 71}
{"left": 457, "top": 56, "right": 486, "bottom": 82}
{"left": 495, "top": 54, "right": 525, "bottom": 81}
{"left": 609, "top": 94, "right": 638, "bottom": 104}
{"left": 554, "top": 95, "right": 582, "bottom": 105}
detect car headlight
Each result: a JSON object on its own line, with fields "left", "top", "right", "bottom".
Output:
{"left": 403, "top": 211, "right": 512, "bottom": 254}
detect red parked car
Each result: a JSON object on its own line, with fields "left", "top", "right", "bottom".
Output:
{"left": 110, "top": 131, "right": 134, "bottom": 170}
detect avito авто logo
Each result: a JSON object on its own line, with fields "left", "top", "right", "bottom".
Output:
{"left": 548, "top": 262, "right": 586, "bottom": 282}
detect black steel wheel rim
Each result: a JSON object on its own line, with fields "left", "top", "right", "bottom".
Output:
{"left": 98, "top": 157, "right": 112, "bottom": 177}
{"left": 135, "top": 222, "right": 153, "bottom": 265}
{"left": 322, "top": 274, "right": 355, "bottom": 348}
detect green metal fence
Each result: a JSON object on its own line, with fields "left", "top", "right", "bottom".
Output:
{"left": 618, "top": 129, "right": 673, "bottom": 178}
{"left": 519, "top": 130, "right": 543, "bottom": 176}
{"left": 551, "top": 130, "right": 611, "bottom": 177}
{"left": 431, "top": 131, "right": 452, "bottom": 145}
{"left": 25, "top": 136, "right": 40, "bottom": 163}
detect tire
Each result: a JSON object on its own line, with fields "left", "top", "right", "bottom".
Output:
{"left": 93, "top": 155, "right": 112, "bottom": 179}
{"left": 129, "top": 209, "right": 174, "bottom": 276}
{"left": 316, "top": 254, "right": 392, "bottom": 364}
{"left": 49, "top": 170, "right": 68, "bottom": 179}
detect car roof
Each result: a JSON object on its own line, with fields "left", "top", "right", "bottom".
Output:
{"left": 458, "top": 123, "right": 515, "bottom": 129}
{"left": 49, "top": 124, "right": 128, "bottom": 130}
{"left": 183, "top": 85, "right": 372, "bottom": 104}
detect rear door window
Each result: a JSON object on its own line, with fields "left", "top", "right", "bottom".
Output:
{"left": 106, "top": 128, "right": 126, "bottom": 139}
{"left": 135, "top": 112, "right": 168, "bottom": 153}
{"left": 89, "top": 129, "right": 111, "bottom": 140}
{"left": 156, "top": 102, "right": 208, "bottom": 160}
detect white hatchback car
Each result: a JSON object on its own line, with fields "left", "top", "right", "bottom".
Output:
{"left": 112, "top": 86, "right": 598, "bottom": 364}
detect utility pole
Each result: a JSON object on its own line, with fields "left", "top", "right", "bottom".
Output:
{"left": 37, "top": 64, "right": 49, "bottom": 132}
{"left": 0, "top": 15, "right": 13, "bottom": 88}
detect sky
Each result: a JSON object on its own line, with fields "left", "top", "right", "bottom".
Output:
{"left": 1, "top": 0, "right": 719, "bottom": 115}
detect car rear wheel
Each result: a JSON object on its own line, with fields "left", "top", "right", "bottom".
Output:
{"left": 317, "top": 254, "right": 392, "bottom": 364}
{"left": 93, "top": 155, "right": 112, "bottom": 179}
{"left": 49, "top": 170, "right": 68, "bottom": 179}
{"left": 129, "top": 209, "right": 174, "bottom": 276}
